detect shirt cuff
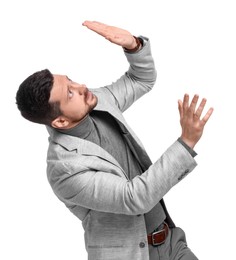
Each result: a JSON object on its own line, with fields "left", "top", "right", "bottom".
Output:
{"left": 177, "top": 137, "right": 198, "bottom": 157}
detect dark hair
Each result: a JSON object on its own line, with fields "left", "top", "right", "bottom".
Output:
{"left": 16, "top": 69, "right": 61, "bottom": 125}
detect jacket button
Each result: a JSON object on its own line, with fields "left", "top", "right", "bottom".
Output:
{"left": 137, "top": 214, "right": 141, "bottom": 217}
{"left": 184, "top": 169, "right": 190, "bottom": 174}
{"left": 139, "top": 242, "right": 145, "bottom": 248}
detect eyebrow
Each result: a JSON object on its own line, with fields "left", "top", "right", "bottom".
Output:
{"left": 64, "top": 76, "right": 72, "bottom": 103}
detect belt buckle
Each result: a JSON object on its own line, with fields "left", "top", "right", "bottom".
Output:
{"left": 151, "top": 224, "right": 167, "bottom": 246}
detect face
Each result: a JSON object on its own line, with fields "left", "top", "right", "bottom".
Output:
{"left": 49, "top": 74, "right": 98, "bottom": 129}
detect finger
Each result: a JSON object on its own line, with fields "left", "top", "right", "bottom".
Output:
{"left": 189, "top": 94, "right": 199, "bottom": 114}
{"left": 193, "top": 98, "right": 206, "bottom": 120}
{"left": 178, "top": 99, "right": 183, "bottom": 118}
{"left": 82, "top": 21, "right": 110, "bottom": 37}
{"left": 183, "top": 94, "right": 189, "bottom": 112}
{"left": 83, "top": 20, "right": 107, "bottom": 28}
{"left": 201, "top": 107, "right": 214, "bottom": 126}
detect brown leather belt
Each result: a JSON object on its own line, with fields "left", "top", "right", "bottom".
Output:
{"left": 147, "top": 222, "right": 169, "bottom": 246}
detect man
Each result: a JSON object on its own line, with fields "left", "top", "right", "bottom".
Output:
{"left": 16, "top": 21, "right": 213, "bottom": 260}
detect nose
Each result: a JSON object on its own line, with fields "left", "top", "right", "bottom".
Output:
{"left": 72, "top": 83, "right": 87, "bottom": 95}
{"left": 79, "top": 85, "right": 88, "bottom": 95}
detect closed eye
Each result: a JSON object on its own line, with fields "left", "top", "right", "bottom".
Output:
{"left": 68, "top": 88, "right": 73, "bottom": 99}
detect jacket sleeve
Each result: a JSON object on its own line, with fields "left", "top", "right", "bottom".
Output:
{"left": 100, "top": 36, "right": 157, "bottom": 112}
{"left": 47, "top": 140, "right": 197, "bottom": 216}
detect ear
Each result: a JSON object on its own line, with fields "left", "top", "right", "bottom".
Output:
{"left": 51, "top": 116, "right": 70, "bottom": 129}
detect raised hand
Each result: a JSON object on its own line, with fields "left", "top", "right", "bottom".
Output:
{"left": 178, "top": 94, "right": 214, "bottom": 149}
{"left": 82, "top": 21, "right": 137, "bottom": 50}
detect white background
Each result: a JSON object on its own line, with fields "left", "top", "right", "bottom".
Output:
{"left": 1, "top": 0, "right": 236, "bottom": 259}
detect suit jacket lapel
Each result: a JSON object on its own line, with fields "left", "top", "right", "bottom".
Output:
{"left": 46, "top": 126, "right": 128, "bottom": 179}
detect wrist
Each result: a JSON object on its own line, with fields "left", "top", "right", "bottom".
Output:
{"left": 124, "top": 36, "right": 142, "bottom": 53}
{"left": 177, "top": 137, "right": 198, "bottom": 157}
{"left": 180, "top": 136, "right": 196, "bottom": 149}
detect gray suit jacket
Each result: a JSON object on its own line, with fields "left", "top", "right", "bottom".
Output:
{"left": 46, "top": 37, "right": 197, "bottom": 260}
